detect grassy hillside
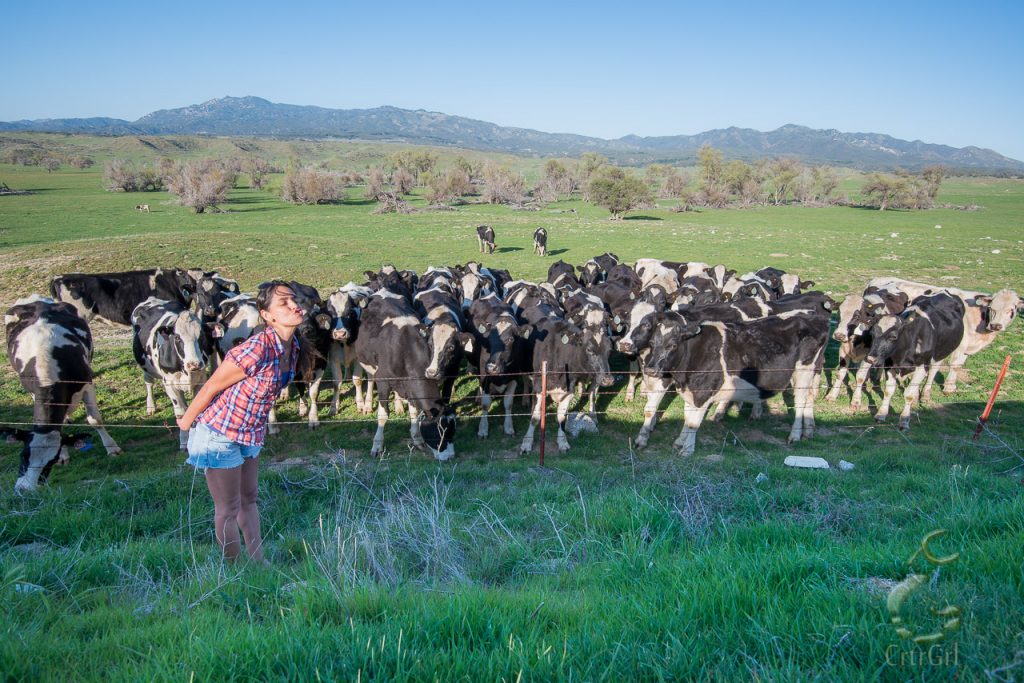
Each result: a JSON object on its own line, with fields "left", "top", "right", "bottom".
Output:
{"left": 0, "top": 162, "right": 1022, "bottom": 681}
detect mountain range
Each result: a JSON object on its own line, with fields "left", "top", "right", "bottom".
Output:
{"left": 2, "top": 96, "right": 1020, "bottom": 172}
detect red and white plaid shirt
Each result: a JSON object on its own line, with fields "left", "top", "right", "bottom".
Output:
{"left": 198, "top": 327, "right": 298, "bottom": 446}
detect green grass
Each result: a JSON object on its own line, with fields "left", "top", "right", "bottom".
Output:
{"left": 1, "top": 155, "right": 1023, "bottom": 681}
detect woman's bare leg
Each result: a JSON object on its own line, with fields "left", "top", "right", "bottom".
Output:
{"left": 205, "top": 467, "right": 242, "bottom": 561}
{"left": 237, "top": 456, "right": 264, "bottom": 562}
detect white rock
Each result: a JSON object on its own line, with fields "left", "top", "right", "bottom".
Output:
{"left": 755, "top": 472, "right": 769, "bottom": 484}
{"left": 839, "top": 460, "right": 855, "bottom": 471}
{"left": 992, "top": 249, "right": 1001, "bottom": 254}
{"left": 783, "top": 455, "right": 831, "bottom": 470}
{"left": 935, "top": 225, "right": 942, "bottom": 229}
{"left": 890, "top": 233, "right": 899, "bottom": 238}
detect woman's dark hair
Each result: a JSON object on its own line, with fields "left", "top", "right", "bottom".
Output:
{"left": 256, "top": 280, "right": 322, "bottom": 382}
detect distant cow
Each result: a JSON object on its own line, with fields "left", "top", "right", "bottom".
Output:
{"left": 533, "top": 227, "right": 548, "bottom": 256}
{"left": 476, "top": 225, "right": 496, "bottom": 254}
{"left": 135, "top": 204, "right": 150, "bottom": 212}
{"left": 864, "top": 293, "right": 966, "bottom": 431}
{"left": 5, "top": 296, "right": 122, "bottom": 490}
{"left": 50, "top": 268, "right": 196, "bottom": 328}
{"left": 131, "top": 297, "right": 212, "bottom": 449}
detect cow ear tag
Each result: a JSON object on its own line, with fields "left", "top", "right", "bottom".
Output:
{"left": 419, "top": 327, "right": 428, "bottom": 338}
{"left": 823, "top": 301, "right": 832, "bottom": 310}
{"left": 561, "top": 334, "right": 569, "bottom": 345}
{"left": 477, "top": 323, "right": 487, "bottom": 334}
{"left": 359, "top": 299, "right": 367, "bottom": 308}
{"left": 613, "top": 315, "right": 621, "bottom": 324}
{"left": 628, "top": 292, "right": 636, "bottom": 300}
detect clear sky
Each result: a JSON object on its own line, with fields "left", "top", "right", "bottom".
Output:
{"left": 2, "top": 0, "right": 1022, "bottom": 160}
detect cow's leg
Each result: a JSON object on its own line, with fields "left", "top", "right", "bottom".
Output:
{"left": 899, "top": 365, "right": 929, "bottom": 431}
{"left": 942, "top": 352, "right": 967, "bottom": 395}
{"left": 358, "top": 378, "right": 374, "bottom": 414}
{"left": 825, "top": 353, "right": 849, "bottom": 402}
{"left": 922, "top": 362, "right": 943, "bottom": 404}
{"left": 164, "top": 380, "right": 190, "bottom": 450}
{"left": 503, "top": 381, "right": 517, "bottom": 436}
{"left": 393, "top": 395, "right": 407, "bottom": 415}
{"left": 519, "top": 391, "right": 545, "bottom": 454}
{"left": 521, "top": 376, "right": 532, "bottom": 407}
{"left": 351, "top": 364, "right": 364, "bottom": 412}
{"left": 370, "top": 397, "right": 389, "bottom": 457}
{"left": 144, "top": 371, "right": 158, "bottom": 415}
{"left": 789, "top": 363, "right": 816, "bottom": 443}
{"left": 749, "top": 400, "right": 764, "bottom": 420}
{"left": 587, "top": 382, "right": 599, "bottom": 418}
{"left": 624, "top": 360, "right": 640, "bottom": 402}
{"left": 634, "top": 378, "right": 669, "bottom": 450}
{"left": 81, "top": 384, "right": 122, "bottom": 455}
{"left": 710, "top": 400, "right": 728, "bottom": 422}
{"left": 478, "top": 237, "right": 484, "bottom": 253}
{"left": 850, "top": 362, "right": 871, "bottom": 408}
{"left": 328, "top": 346, "right": 343, "bottom": 416}
{"left": 554, "top": 389, "right": 573, "bottom": 452}
{"left": 875, "top": 371, "right": 898, "bottom": 422}
{"left": 673, "top": 399, "right": 710, "bottom": 457}
{"left": 306, "top": 370, "right": 324, "bottom": 429}
{"left": 478, "top": 388, "right": 492, "bottom": 438}
{"left": 408, "top": 404, "right": 426, "bottom": 450}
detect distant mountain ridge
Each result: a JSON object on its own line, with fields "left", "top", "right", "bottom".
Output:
{"left": 2, "top": 96, "right": 1020, "bottom": 172}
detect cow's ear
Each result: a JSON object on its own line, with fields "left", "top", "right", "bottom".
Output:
{"left": 725, "top": 269, "right": 737, "bottom": 281}
{"left": 476, "top": 322, "right": 488, "bottom": 334}
{"left": 800, "top": 280, "right": 815, "bottom": 290}
{"left": 208, "top": 322, "right": 225, "bottom": 338}
{"left": 897, "top": 293, "right": 909, "bottom": 308}
{"left": 458, "top": 332, "right": 475, "bottom": 353}
{"left": 180, "top": 286, "right": 193, "bottom": 301}
{"left": 976, "top": 295, "right": 993, "bottom": 307}
{"left": 1016, "top": 301, "right": 1024, "bottom": 314}
{"left": 680, "top": 322, "right": 703, "bottom": 338}
{"left": 628, "top": 291, "right": 636, "bottom": 300}
{"left": 315, "top": 313, "right": 331, "bottom": 330}
{"left": 228, "top": 282, "right": 239, "bottom": 293}
{"left": 519, "top": 324, "right": 533, "bottom": 339}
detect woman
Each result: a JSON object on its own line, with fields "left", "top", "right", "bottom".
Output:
{"left": 177, "top": 280, "right": 312, "bottom": 563}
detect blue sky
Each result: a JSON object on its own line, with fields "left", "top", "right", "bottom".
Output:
{"left": 2, "top": 0, "right": 1022, "bottom": 160}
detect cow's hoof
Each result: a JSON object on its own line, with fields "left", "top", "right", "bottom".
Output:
{"left": 898, "top": 421, "right": 911, "bottom": 432}
{"left": 519, "top": 444, "right": 532, "bottom": 454}
{"left": 942, "top": 386, "right": 956, "bottom": 396}
{"left": 675, "top": 448, "right": 693, "bottom": 458}
{"left": 874, "top": 414, "right": 887, "bottom": 424}
{"left": 624, "top": 394, "right": 635, "bottom": 403}
{"left": 634, "top": 438, "right": 648, "bottom": 450}
{"left": 850, "top": 399, "right": 862, "bottom": 409}
{"left": 146, "top": 407, "right": 156, "bottom": 416}
{"left": 824, "top": 393, "right": 839, "bottom": 403}
{"left": 503, "top": 426, "right": 515, "bottom": 437}
{"left": 327, "top": 407, "right": 338, "bottom": 417}
{"left": 179, "top": 444, "right": 188, "bottom": 452}
{"left": 107, "top": 447, "right": 123, "bottom": 457}
{"left": 308, "top": 422, "right": 320, "bottom": 431}
{"left": 558, "top": 442, "right": 570, "bottom": 453}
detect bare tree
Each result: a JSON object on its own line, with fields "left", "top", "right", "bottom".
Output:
{"left": 165, "top": 159, "right": 232, "bottom": 213}
{"left": 246, "top": 157, "right": 272, "bottom": 190}
{"left": 281, "top": 166, "right": 342, "bottom": 204}
{"left": 660, "top": 170, "right": 690, "bottom": 199}
{"left": 392, "top": 167, "right": 415, "bottom": 195}
{"left": 103, "top": 159, "right": 138, "bottom": 192}
{"left": 68, "top": 156, "right": 94, "bottom": 170}
{"left": 482, "top": 163, "right": 525, "bottom": 205}
{"left": 426, "top": 168, "right": 472, "bottom": 205}
{"left": 40, "top": 157, "right": 61, "bottom": 173}
{"left": 364, "top": 167, "right": 388, "bottom": 200}
{"left": 920, "top": 165, "right": 947, "bottom": 200}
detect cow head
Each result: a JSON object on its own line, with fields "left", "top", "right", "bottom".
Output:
{"left": 424, "top": 313, "right": 462, "bottom": 380}
{"left": 476, "top": 317, "right": 531, "bottom": 377}
{"left": 460, "top": 272, "right": 493, "bottom": 310}
{"left": 156, "top": 310, "right": 208, "bottom": 374}
{"left": 643, "top": 314, "right": 702, "bottom": 378}
{"left": 326, "top": 287, "right": 369, "bottom": 342}
{"left": 976, "top": 289, "right": 1021, "bottom": 333}
{"left": 865, "top": 314, "right": 907, "bottom": 365}
{"left": 418, "top": 406, "right": 457, "bottom": 461}
{"left": 617, "top": 287, "right": 669, "bottom": 355}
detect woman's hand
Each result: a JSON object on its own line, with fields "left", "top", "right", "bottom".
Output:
{"left": 177, "top": 415, "right": 193, "bottom": 432}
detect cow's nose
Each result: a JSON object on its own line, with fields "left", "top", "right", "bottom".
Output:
{"left": 600, "top": 375, "right": 614, "bottom": 387}
{"left": 990, "top": 323, "right": 1003, "bottom": 332}
{"left": 865, "top": 356, "right": 878, "bottom": 365}
{"left": 834, "top": 332, "right": 847, "bottom": 342}
{"left": 617, "top": 341, "right": 633, "bottom": 353}
{"left": 332, "top": 329, "right": 348, "bottom": 341}
{"left": 425, "top": 367, "right": 439, "bottom": 379}
{"left": 485, "top": 363, "right": 499, "bottom": 374}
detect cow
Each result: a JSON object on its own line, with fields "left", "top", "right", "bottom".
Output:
{"left": 414, "top": 282, "right": 468, "bottom": 402}
{"left": 636, "top": 311, "right": 829, "bottom": 455}
{"left": 50, "top": 268, "right": 197, "bottom": 327}
{"left": 533, "top": 227, "right": 548, "bottom": 256}
{"left": 131, "top": 297, "right": 212, "bottom": 449}
{"left": 476, "top": 225, "right": 496, "bottom": 254}
{"left": 589, "top": 280, "right": 639, "bottom": 340}
{"left": 616, "top": 285, "right": 673, "bottom": 402}
{"left": 4, "top": 296, "right": 121, "bottom": 490}
{"left": 864, "top": 293, "right": 966, "bottom": 431}
{"left": 825, "top": 288, "right": 910, "bottom": 406}
{"left": 547, "top": 260, "right": 581, "bottom": 291}
{"left": 867, "top": 277, "right": 1023, "bottom": 396}
{"left": 325, "top": 283, "right": 374, "bottom": 415}
{"left": 187, "top": 270, "right": 241, "bottom": 368}
{"left": 605, "top": 263, "right": 642, "bottom": 291}
{"left": 578, "top": 252, "right": 620, "bottom": 287}
{"left": 466, "top": 293, "right": 533, "bottom": 438}
{"left": 558, "top": 288, "right": 615, "bottom": 415}
{"left": 352, "top": 291, "right": 457, "bottom": 459}
{"left": 634, "top": 259, "right": 680, "bottom": 296}
{"left": 674, "top": 274, "right": 721, "bottom": 307}
{"left": 135, "top": 204, "right": 150, "bottom": 212}
{"left": 282, "top": 281, "right": 332, "bottom": 429}
{"left": 518, "top": 309, "right": 613, "bottom": 454}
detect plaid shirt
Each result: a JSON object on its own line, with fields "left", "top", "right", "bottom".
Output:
{"left": 198, "top": 327, "right": 298, "bottom": 446}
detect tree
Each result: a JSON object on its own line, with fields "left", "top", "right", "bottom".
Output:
{"left": 543, "top": 159, "right": 576, "bottom": 197}
{"left": 482, "top": 163, "right": 525, "bottom": 205}
{"left": 452, "top": 156, "right": 480, "bottom": 182}
{"left": 68, "top": 156, "right": 94, "bottom": 170}
{"left": 696, "top": 144, "right": 724, "bottom": 187}
{"left": 103, "top": 159, "right": 138, "bottom": 192}
{"left": 660, "top": 170, "right": 690, "bottom": 199}
{"left": 920, "top": 165, "right": 947, "bottom": 200}
{"left": 246, "top": 157, "right": 271, "bottom": 190}
{"left": 811, "top": 166, "right": 839, "bottom": 203}
{"left": 860, "top": 173, "right": 911, "bottom": 210}
{"left": 765, "top": 158, "right": 802, "bottom": 205}
{"left": 281, "top": 166, "right": 342, "bottom": 204}
{"left": 723, "top": 160, "right": 753, "bottom": 197}
{"left": 587, "top": 168, "right": 653, "bottom": 219}
{"left": 391, "top": 167, "right": 415, "bottom": 195}
{"left": 41, "top": 157, "right": 61, "bottom": 173}
{"left": 165, "top": 159, "right": 232, "bottom": 213}
{"left": 426, "top": 168, "right": 472, "bottom": 205}
{"left": 364, "top": 167, "right": 388, "bottom": 200}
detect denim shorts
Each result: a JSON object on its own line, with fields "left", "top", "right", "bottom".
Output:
{"left": 186, "top": 422, "right": 261, "bottom": 470}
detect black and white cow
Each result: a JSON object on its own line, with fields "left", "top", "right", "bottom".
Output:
{"left": 864, "top": 293, "right": 965, "bottom": 431}
{"left": 50, "top": 268, "right": 197, "bottom": 327}
{"left": 605, "top": 263, "right": 642, "bottom": 291}
{"left": 518, "top": 306, "right": 613, "bottom": 454}
{"left": 825, "top": 287, "right": 910, "bottom": 406}
{"left": 867, "top": 276, "right": 1023, "bottom": 396}
{"left": 476, "top": 225, "right": 496, "bottom": 254}
{"left": 633, "top": 259, "right": 681, "bottom": 296}
{"left": 616, "top": 285, "right": 673, "bottom": 402}
{"left": 131, "top": 297, "right": 212, "bottom": 449}
{"left": 547, "top": 260, "right": 581, "bottom": 291}
{"left": 353, "top": 291, "right": 457, "bottom": 459}
{"left": 578, "top": 252, "right": 620, "bottom": 287}
{"left": 285, "top": 281, "right": 332, "bottom": 429}
{"left": 5, "top": 296, "right": 121, "bottom": 490}
{"left": 636, "top": 310, "right": 829, "bottom": 455}
{"left": 533, "top": 227, "right": 548, "bottom": 256}
{"left": 325, "top": 283, "right": 374, "bottom": 415}
{"left": 414, "top": 282, "right": 468, "bottom": 402}
{"left": 467, "top": 293, "right": 533, "bottom": 438}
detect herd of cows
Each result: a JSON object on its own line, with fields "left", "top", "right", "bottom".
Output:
{"left": 2, "top": 249, "right": 1022, "bottom": 490}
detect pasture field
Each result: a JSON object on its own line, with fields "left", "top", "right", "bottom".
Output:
{"left": 1, "top": 158, "right": 1023, "bottom": 681}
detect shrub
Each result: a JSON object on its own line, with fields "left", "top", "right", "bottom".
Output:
{"left": 165, "top": 159, "right": 232, "bottom": 213}
{"left": 281, "top": 166, "right": 342, "bottom": 204}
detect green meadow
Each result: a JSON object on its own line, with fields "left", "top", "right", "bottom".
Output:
{"left": 0, "top": 143, "right": 1022, "bottom": 681}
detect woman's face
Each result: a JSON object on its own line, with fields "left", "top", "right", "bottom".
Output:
{"left": 261, "top": 286, "right": 305, "bottom": 328}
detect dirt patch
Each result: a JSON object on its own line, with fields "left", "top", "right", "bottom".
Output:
{"left": 846, "top": 576, "right": 899, "bottom": 597}
{"left": 737, "top": 428, "right": 787, "bottom": 446}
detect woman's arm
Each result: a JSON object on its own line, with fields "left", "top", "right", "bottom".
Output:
{"left": 176, "top": 360, "right": 247, "bottom": 431}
